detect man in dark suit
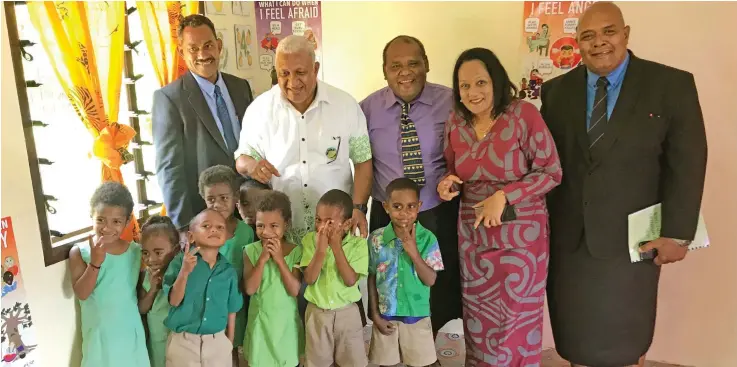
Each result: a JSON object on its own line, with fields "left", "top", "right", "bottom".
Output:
{"left": 541, "top": 2, "right": 707, "bottom": 366}
{"left": 153, "top": 14, "right": 253, "bottom": 230}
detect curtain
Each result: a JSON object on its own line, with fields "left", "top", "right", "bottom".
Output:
{"left": 28, "top": 1, "right": 139, "bottom": 241}
{"left": 137, "top": 1, "right": 200, "bottom": 87}
{"left": 136, "top": 1, "right": 199, "bottom": 216}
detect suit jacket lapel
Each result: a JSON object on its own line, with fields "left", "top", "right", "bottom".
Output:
{"left": 567, "top": 65, "right": 592, "bottom": 165}
{"left": 182, "top": 72, "right": 229, "bottom": 154}
{"left": 222, "top": 74, "right": 246, "bottom": 123}
{"left": 589, "top": 53, "right": 642, "bottom": 161}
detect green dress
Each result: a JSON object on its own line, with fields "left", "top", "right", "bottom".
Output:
{"left": 143, "top": 271, "right": 170, "bottom": 367}
{"left": 219, "top": 220, "right": 254, "bottom": 346}
{"left": 243, "top": 241, "right": 304, "bottom": 367}
{"left": 78, "top": 241, "right": 150, "bottom": 367}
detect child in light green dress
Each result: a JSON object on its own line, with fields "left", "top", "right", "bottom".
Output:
{"left": 68, "top": 182, "right": 150, "bottom": 367}
{"left": 136, "top": 215, "right": 180, "bottom": 367}
{"left": 243, "top": 191, "right": 304, "bottom": 367}
{"left": 199, "top": 165, "right": 255, "bottom": 363}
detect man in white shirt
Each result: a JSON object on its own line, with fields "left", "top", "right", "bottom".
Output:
{"left": 234, "top": 35, "right": 373, "bottom": 242}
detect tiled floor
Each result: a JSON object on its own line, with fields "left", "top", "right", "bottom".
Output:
{"left": 363, "top": 327, "right": 688, "bottom": 367}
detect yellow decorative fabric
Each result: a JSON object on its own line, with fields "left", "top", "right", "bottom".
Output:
{"left": 28, "top": 1, "right": 139, "bottom": 241}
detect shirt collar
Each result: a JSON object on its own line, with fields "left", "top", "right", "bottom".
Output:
{"left": 382, "top": 83, "right": 434, "bottom": 110}
{"left": 382, "top": 221, "right": 426, "bottom": 244}
{"left": 191, "top": 71, "right": 223, "bottom": 97}
{"left": 587, "top": 51, "right": 630, "bottom": 89}
{"left": 277, "top": 80, "right": 330, "bottom": 110}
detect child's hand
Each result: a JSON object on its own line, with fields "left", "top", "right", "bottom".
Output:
{"left": 373, "top": 317, "right": 396, "bottom": 336}
{"left": 265, "top": 238, "right": 283, "bottom": 259}
{"left": 328, "top": 222, "right": 344, "bottom": 250}
{"left": 147, "top": 268, "right": 163, "bottom": 290}
{"left": 89, "top": 235, "right": 109, "bottom": 267}
{"left": 316, "top": 224, "right": 330, "bottom": 251}
{"left": 180, "top": 243, "right": 199, "bottom": 276}
{"left": 257, "top": 244, "right": 271, "bottom": 265}
{"left": 398, "top": 223, "right": 419, "bottom": 257}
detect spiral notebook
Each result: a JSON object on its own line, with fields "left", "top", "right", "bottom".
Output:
{"left": 627, "top": 203, "right": 710, "bottom": 263}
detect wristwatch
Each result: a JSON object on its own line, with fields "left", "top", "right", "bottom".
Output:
{"left": 671, "top": 239, "right": 692, "bottom": 247}
{"left": 353, "top": 204, "right": 368, "bottom": 214}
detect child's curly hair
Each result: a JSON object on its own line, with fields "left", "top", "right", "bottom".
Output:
{"left": 256, "top": 191, "right": 292, "bottom": 224}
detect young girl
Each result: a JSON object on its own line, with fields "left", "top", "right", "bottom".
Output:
{"left": 68, "top": 182, "right": 150, "bottom": 367}
{"left": 137, "top": 215, "right": 179, "bottom": 367}
{"left": 243, "top": 191, "right": 304, "bottom": 366}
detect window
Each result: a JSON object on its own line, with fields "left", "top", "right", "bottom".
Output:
{"left": 6, "top": 2, "right": 171, "bottom": 266}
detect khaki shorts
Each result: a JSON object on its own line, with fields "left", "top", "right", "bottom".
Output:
{"left": 368, "top": 317, "right": 437, "bottom": 366}
{"left": 304, "top": 302, "right": 368, "bottom": 367}
{"left": 166, "top": 331, "right": 233, "bottom": 367}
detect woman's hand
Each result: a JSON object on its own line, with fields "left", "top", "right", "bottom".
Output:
{"left": 437, "top": 175, "right": 463, "bottom": 201}
{"left": 472, "top": 191, "right": 507, "bottom": 229}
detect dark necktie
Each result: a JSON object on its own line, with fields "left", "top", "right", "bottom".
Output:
{"left": 214, "top": 85, "right": 239, "bottom": 153}
{"left": 400, "top": 103, "right": 425, "bottom": 187}
{"left": 588, "top": 77, "right": 609, "bottom": 147}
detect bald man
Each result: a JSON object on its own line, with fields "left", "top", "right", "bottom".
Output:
{"left": 541, "top": 2, "right": 707, "bottom": 366}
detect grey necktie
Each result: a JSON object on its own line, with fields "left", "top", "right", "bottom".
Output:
{"left": 588, "top": 77, "right": 609, "bottom": 147}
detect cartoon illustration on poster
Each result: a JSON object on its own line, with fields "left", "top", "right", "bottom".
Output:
{"left": 205, "top": 1, "right": 227, "bottom": 16}
{"left": 255, "top": 1, "right": 323, "bottom": 85}
{"left": 519, "top": 1, "right": 594, "bottom": 108}
{"left": 234, "top": 24, "right": 255, "bottom": 70}
{"left": 1, "top": 217, "right": 39, "bottom": 366}
{"left": 215, "top": 28, "right": 230, "bottom": 72}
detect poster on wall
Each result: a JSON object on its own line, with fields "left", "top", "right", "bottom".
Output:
{"left": 205, "top": 1, "right": 228, "bottom": 16}
{"left": 233, "top": 1, "right": 251, "bottom": 16}
{"left": 517, "top": 1, "right": 595, "bottom": 108}
{"left": 215, "top": 28, "right": 231, "bottom": 72}
{"left": 254, "top": 1, "right": 323, "bottom": 89}
{"left": 234, "top": 24, "right": 255, "bottom": 70}
{"left": 0, "top": 217, "right": 39, "bottom": 366}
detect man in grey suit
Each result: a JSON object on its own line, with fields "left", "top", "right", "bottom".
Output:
{"left": 153, "top": 14, "right": 254, "bottom": 230}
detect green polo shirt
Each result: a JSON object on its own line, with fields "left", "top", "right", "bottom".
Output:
{"left": 163, "top": 251, "right": 243, "bottom": 334}
{"left": 299, "top": 232, "right": 368, "bottom": 310}
{"left": 368, "top": 222, "right": 444, "bottom": 318}
{"left": 219, "top": 220, "right": 253, "bottom": 344}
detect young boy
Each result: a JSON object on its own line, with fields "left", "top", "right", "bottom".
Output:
{"left": 236, "top": 178, "right": 271, "bottom": 232}
{"left": 368, "top": 178, "right": 444, "bottom": 367}
{"left": 198, "top": 165, "right": 255, "bottom": 364}
{"left": 300, "top": 189, "right": 369, "bottom": 367}
{"left": 163, "top": 209, "right": 243, "bottom": 366}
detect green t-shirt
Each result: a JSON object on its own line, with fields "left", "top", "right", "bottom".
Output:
{"left": 299, "top": 232, "right": 368, "bottom": 310}
{"left": 219, "top": 220, "right": 254, "bottom": 344}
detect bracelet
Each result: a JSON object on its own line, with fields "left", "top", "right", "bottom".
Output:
{"left": 89, "top": 263, "right": 101, "bottom": 270}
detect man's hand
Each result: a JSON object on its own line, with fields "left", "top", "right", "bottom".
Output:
{"left": 247, "top": 159, "right": 281, "bottom": 184}
{"left": 351, "top": 208, "right": 368, "bottom": 238}
{"left": 639, "top": 237, "right": 689, "bottom": 266}
{"left": 372, "top": 316, "right": 396, "bottom": 336}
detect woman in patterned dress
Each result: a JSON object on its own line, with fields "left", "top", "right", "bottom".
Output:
{"left": 437, "top": 48, "right": 562, "bottom": 366}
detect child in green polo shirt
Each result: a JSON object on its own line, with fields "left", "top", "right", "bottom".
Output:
{"left": 300, "top": 189, "right": 369, "bottom": 367}
{"left": 198, "top": 164, "right": 254, "bottom": 364}
{"left": 163, "top": 209, "right": 243, "bottom": 367}
{"left": 367, "top": 178, "right": 444, "bottom": 367}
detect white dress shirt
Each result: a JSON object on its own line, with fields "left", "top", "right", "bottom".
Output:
{"left": 235, "top": 81, "right": 372, "bottom": 241}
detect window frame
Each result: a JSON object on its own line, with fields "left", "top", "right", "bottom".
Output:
{"left": 5, "top": 2, "right": 178, "bottom": 266}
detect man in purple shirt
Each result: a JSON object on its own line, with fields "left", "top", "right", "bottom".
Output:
{"left": 359, "top": 35, "right": 462, "bottom": 336}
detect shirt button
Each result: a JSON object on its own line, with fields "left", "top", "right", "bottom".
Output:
{"left": 301, "top": 116, "right": 305, "bottom": 119}
{"left": 304, "top": 184, "right": 307, "bottom": 187}
{"left": 206, "top": 297, "right": 210, "bottom": 301}
{"left": 302, "top": 161, "right": 306, "bottom": 164}
{"left": 305, "top": 205, "right": 309, "bottom": 209}
{"left": 203, "top": 317, "right": 207, "bottom": 321}
{"left": 301, "top": 138, "right": 305, "bottom": 142}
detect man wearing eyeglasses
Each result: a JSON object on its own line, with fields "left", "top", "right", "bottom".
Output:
{"left": 235, "top": 35, "right": 373, "bottom": 244}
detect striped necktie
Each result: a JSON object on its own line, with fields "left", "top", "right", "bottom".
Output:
{"left": 588, "top": 77, "right": 609, "bottom": 147}
{"left": 214, "top": 85, "right": 239, "bottom": 153}
{"left": 400, "top": 103, "right": 425, "bottom": 187}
